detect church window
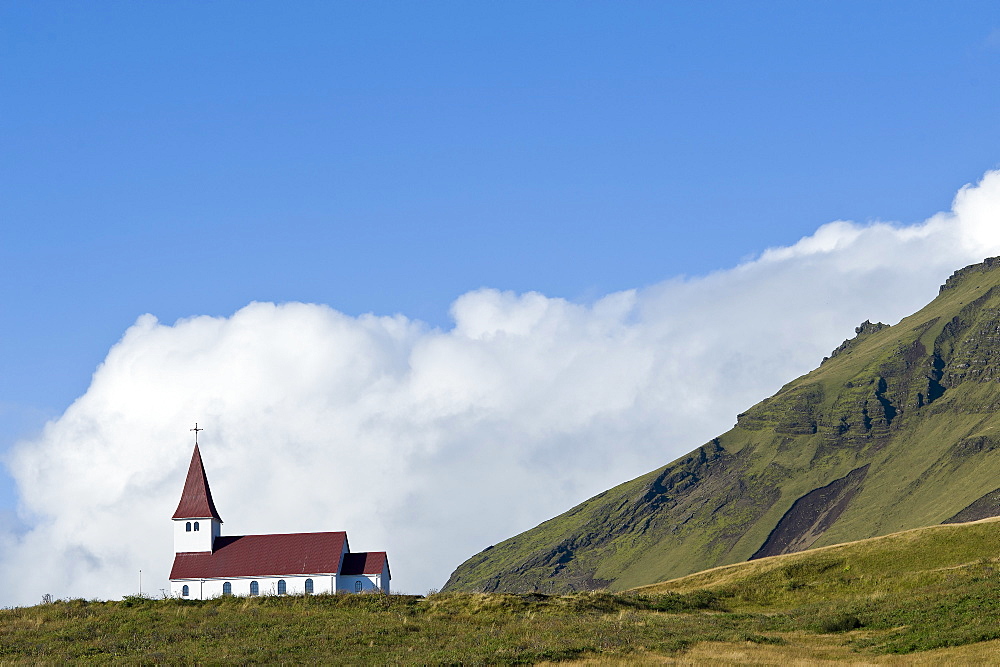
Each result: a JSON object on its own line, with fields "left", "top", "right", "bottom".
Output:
{"left": 250, "top": 581, "right": 259, "bottom": 596}
{"left": 305, "top": 578, "right": 314, "bottom": 594}
{"left": 193, "top": 521, "right": 200, "bottom": 531}
{"left": 277, "top": 579, "right": 286, "bottom": 595}
{"left": 223, "top": 582, "right": 232, "bottom": 596}
{"left": 355, "top": 580, "right": 363, "bottom": 593}
{"left": 182, "top": 585, "right": 189, "bottom": 597}
{"left": 185, "top": 522, "right": 191, "bottom": 532}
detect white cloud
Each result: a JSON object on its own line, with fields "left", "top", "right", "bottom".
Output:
{"left": 3, "top": 171, "right": 1000, "bottom": 605}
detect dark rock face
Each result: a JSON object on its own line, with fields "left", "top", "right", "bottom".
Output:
{"left": 443, "top": 258, "right": 1000, "bottom": 594}
{"left": 750, "top": 465, "right": 869, "bottom": 560}
{"left": 944, "top": 486, "right": 1000, "bottom": 524}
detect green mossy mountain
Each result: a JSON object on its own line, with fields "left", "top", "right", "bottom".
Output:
{"left": 443, "top": 257, "right": 1000, "bottom": 594}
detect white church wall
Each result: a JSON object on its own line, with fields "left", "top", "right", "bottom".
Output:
{"left": 171, "top": 574, "right": 339, "bottom": 599}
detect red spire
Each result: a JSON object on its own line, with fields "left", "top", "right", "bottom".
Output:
{"left": 172, "top": 443, "right": 223, "bottom": 522}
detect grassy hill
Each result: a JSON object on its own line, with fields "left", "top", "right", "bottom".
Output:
{"left": 444, "top": 257, "right": 1000, "bottom": 594}
{"left": 637, "top": 517, "right": 1000, "bottom": 654}
{"left": 5, "top": 519, "right": 1000, "bottom": 662}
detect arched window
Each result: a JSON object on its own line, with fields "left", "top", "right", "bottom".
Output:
{"left": 250, "top": 581, "right": 259, "bottom": 596}
{"left": 182, "top": 585, "right": 189, "bottom": 597}
{"left": 355, "top": 580, "right": 363, "bottom": 593}
{"left": 304, "top": 578, "right": 314, "bottom": 594}
{"left": 222, "top": 582, "right": 232, "bottom": 596}
{"left": 185, "top": 521, "right": 191, "bottom": 532}
{"left": 193, "top": 521, "right": 200, "bottom": 531}
{"left": 277, "top": 579, "right": 286, "bottom": 595}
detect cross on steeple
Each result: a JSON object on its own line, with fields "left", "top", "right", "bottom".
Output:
{"left": 190, "top": 423, "right": 203, "bottom": 445}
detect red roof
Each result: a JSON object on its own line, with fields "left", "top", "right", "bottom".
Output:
{"left": 172, "top": 444, "right": 223, "bottom": 522}
{"left": 170, "top": 531, "right": 348, "bottom": 579}
{"left": 340, "top": 551, "right": 389, "bottom": 577}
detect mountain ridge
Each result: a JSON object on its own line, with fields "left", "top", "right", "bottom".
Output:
{"left": 443, "top": 257, "right": 1000, "bottom": 593}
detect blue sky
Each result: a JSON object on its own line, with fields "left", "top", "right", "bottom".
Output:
{"left": 2, "top": 2, "right": 1000, "bottom": 554}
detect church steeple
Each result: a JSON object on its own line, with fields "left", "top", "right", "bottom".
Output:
{"left": 172, "top": 443, "right": 223, "bottom": 522}
{"left": 173, "top": 429, "right": 223, "bottom": 554}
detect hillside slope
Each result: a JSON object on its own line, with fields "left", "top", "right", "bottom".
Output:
{"left": 636, "top": 517, "right": 1000, "bottom": 601}
{"left": 444, "top": 257, "right": 1000, "bottom": 593}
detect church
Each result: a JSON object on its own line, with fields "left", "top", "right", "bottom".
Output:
{"left": 169, "top": 437, "right": 390, "bottom": 599}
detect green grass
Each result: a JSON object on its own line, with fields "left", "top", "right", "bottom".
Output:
{"left": 0, "top": 590, "right": 775, "bottom": 664}
{"left": 638, "top": 517, "right": 1000, "bottom": 656}
{"left": 6, "top": 521, "right": 1000, "bottom": 663}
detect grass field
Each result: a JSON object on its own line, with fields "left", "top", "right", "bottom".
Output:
{"left": 4, "top": 520, "right": 1000, "bottom": 663}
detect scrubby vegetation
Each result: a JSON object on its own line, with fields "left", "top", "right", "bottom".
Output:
{"left": 5, "top": 522, "right": 1000, "bottom": 663}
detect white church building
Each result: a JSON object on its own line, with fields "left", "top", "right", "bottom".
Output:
{"left": 169, "top": 440, "right": 390, "bottom": 599}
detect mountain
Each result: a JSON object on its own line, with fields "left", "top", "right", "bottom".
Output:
{"left": 443, "top": 257, "right": 1000, "bottom": 593}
